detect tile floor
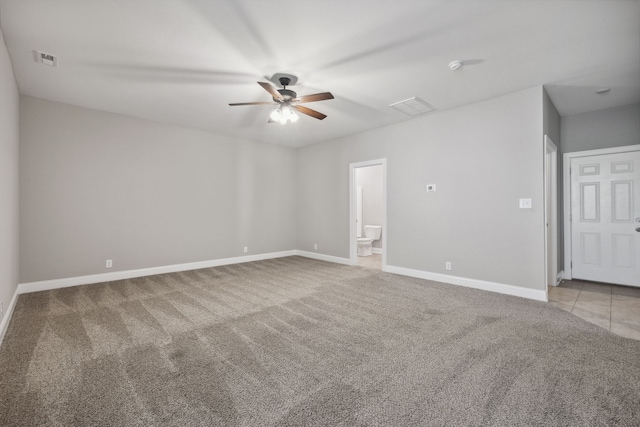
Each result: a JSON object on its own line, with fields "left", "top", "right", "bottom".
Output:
{"left": 357, "top": 255, "right": 640, "bottom": 341}
{"left": 357, "top": 253, "right": 382, "bottom": 270}
{"left": 549, "top": 280, "right": 640, "bottom": 341}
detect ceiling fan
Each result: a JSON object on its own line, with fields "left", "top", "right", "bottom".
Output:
{"left": 229, "top": 76, "right": 334, "bottom": 124}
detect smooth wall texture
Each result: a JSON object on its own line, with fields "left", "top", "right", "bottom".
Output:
{"left": 20, "top": 96, "right": 297, "bottom": 283}
{"left": 561, "top": 103, "right": 640, "bottom": 153}
{"left": 355, "top": 165, "right": 383, "bottom": 249}
{"left": 298, "top": 87, "right": 546, "bottom": 290}
{"left": 543, "top": 89, "right": 563, "bottom": 275}
{"left": 0, "top": 26, "right": 19, "bottom": 324}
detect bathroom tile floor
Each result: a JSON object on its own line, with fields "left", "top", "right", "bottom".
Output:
{"left": 358, "top": 254, "right": 382, "bottom": 270}
{"left": 548, "top": 280, "right": 640, "bottom": 341}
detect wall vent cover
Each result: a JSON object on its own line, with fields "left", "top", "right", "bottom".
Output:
{"left": 389, "top": 97, "right": 436, "bottom": 116}
{"left": 33, "top": 50, "right": 58, "bottom": 67}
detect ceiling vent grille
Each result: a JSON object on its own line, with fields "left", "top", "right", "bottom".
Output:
{"left": 389, "top": 97, "right": 436, "bottom": 116}
{"left": 33, "top": 50, "right": 58, "bottom": 67}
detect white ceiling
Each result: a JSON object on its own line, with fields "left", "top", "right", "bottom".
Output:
{"left": 1, "top": 0, "right": 639, "bottom": 147}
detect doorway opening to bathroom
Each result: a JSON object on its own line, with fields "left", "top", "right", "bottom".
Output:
{"left": 349, "top": 159, "right": 387, "bottom": 270}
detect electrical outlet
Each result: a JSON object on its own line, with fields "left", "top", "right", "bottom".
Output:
{"left": 314, "top": 243, "right": 318, "bottom": 250}
{"left": 106, "top": 259, "right": 113, "bottom": 268}
{"left": 244, "top": 247, "right": 248, "bottom": 253}
{"left": 445, "top": 261, "right": 452, "bottom": 271}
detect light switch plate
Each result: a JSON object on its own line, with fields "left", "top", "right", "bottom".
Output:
{"left": 426, "top": 184, "right": 436, "bottom": 192}
{"left": 519, "top": 198, "right": 532, "bottom": 209}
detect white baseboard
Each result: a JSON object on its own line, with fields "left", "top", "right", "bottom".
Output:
{"left": 296, "top": 250, "right": 353, "bottom": 266}
{"left": 384, "top": 265, "right": 548, "bottom": 302}
{"left": 14, "top": 250, "right": 546, "bottom": 314}
{"left": 0, "top": 288, "right": 20, "bottom": 348}
{"left": 372, "top": 248, "right": 383, "bottom": 255}
{"left": 556, "top": 270, "right": 564, "bottom": 285}
{"left": 5, "top": 252, "right": 548, "bottom": 347}
{"left": 17, "top": 250, "right": 297, "bottom": 295}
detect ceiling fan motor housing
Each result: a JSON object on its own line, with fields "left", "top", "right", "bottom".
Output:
{"left": 276, "top": 89, "right": 297, "bottom": 102}
{"left": 276, "top": 77, "right": 296, "bottom": 101}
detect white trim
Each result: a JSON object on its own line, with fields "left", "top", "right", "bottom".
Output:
{"left": 385, "top": 265, "right": 548, "bottom": 302}
{"left": 564, "top": 145, "right": 640, "bottom": 159}
{"left": 296, "top": 250, "right": 352, "bottom": 266}
{"left": 544, "top": 135, "right": 558, "bottom": 299}
{"left": 0, "top": 288, "right": 20, "bottom": 347}
{"left": 4, "top": 250, "right": 547, "bottom": 348}
{"left": 562, "top": 144, "right": 640, "bottom": 280}
{"left": 349, "top": 159, "right": 387, "bottom": 270}
{"left": 17, "top": 250, "right": 297, "bottom": 294}
{"left": 556, "top": 270, "right": 564, "bottom": 285}
{"left": 372, "top": 248, "right": 383, "bottom": 255}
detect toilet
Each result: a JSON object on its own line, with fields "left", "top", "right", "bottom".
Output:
{"left": 357, "top": 225, "right": 382, "bottom": 256}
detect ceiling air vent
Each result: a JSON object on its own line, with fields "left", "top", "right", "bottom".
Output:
{"left": 389, "top": 97, "right": 436, "bottom": 116}
{"left": 33, "top": 50, "right": 58, "bottom": 67}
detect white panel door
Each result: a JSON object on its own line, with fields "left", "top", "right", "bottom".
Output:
{"left": 571, "top": 151, "right": 640, "bottom": 287}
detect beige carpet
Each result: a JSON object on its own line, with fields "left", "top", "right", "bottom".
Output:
{"left": 1, "top": 256, "right": 639, "bottom": 426}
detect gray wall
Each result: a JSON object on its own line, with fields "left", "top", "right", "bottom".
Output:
{"left": 355, "top": 165, "right": 383, "bottom": 249}
{"left": 561, "top": 103, "right": 640, "bottom": 153}
{"left": 297, "top": 87, "right": 546, "bottom": 290}
{"left": 20, "top": 96, "right": 297, "bottom": 283}
{"left": 0, "top": 26, "right": 19, "bottom": 324}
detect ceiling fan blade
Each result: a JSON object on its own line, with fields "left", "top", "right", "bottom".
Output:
{"left": 229, "top": 101, "right": 275, "bottom": 106}
{"left": 258, "top": 81, "right": 284, "bottom": 101}
{"left": 295, "top": 92, "right": 334, "bottom": 103}
{"left": 293, "top": 105, "right": 327, "bottom": 120}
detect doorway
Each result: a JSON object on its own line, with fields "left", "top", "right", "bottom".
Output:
{"left": 563, "top": 145, "right": 640, "bottom": 287}
{"left": 544, "top": 135, "right": 558, "bottom": 294}
{"left": 350, "top": 159, "right": 387, "bottom": 270}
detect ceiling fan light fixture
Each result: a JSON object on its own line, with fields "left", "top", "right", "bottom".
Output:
{"left": 270, "top": 108, "right": 282, "bottom": 121}
{"left": 282, "top": 105, "right": 292, "bottom": 120}
{"left": 271, "top": 104, "right": 298, "bottom": 125}
{"left": 230, "top": 76, "right": 332, "bottom": 123}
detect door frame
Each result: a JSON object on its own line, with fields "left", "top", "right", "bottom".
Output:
{"left": 349, "top": 158, "right": 387, "bottom": 269}
{"left": 562, "top": 144, "right": 640, "bottom": 280}
{"left": 544, "top": 135, "right": 558, "bottom": 293}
